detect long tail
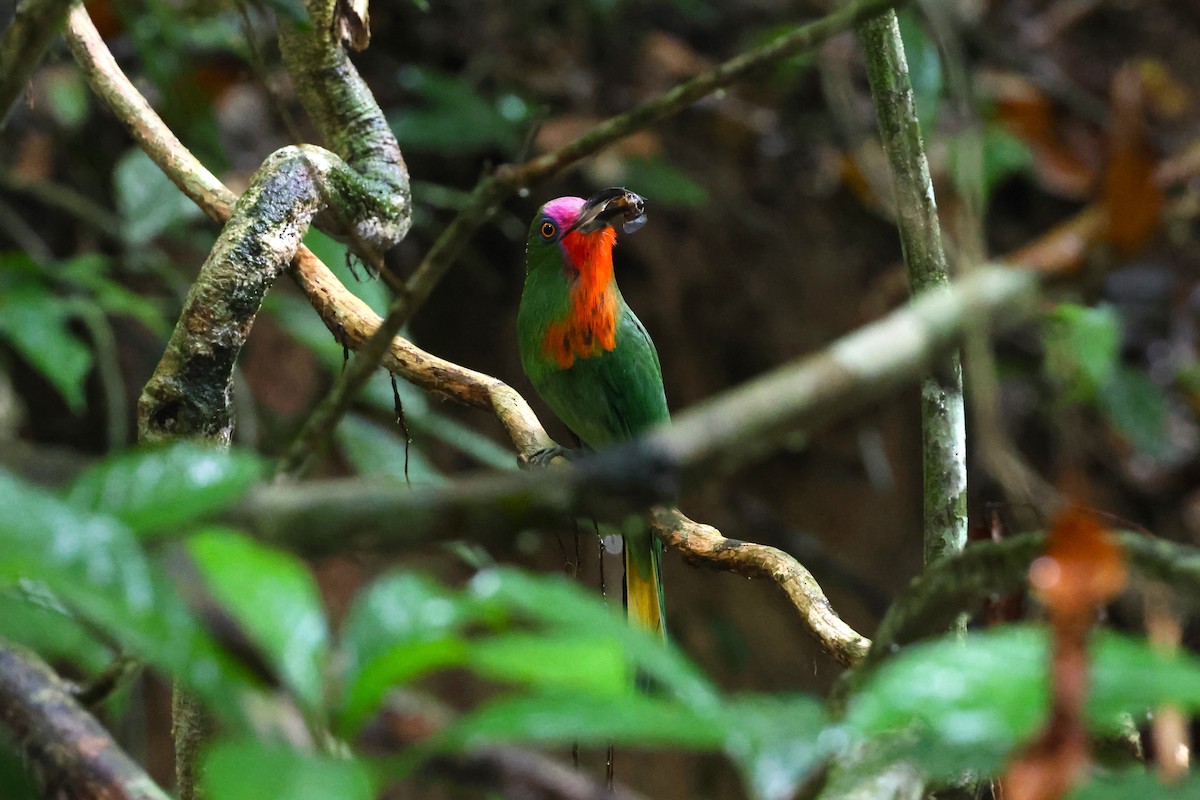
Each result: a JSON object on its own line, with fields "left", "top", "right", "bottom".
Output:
{"left": 624, "top": 534, "right": 666, "bottom": 640}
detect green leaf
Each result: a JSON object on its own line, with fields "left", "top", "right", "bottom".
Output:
{"left": 1069, "top": 770, "right": 1200, "bottom": 799}
{"left": 0, "top": 282, "right": 93, "bottom": 412}
{"left": 846, "top": 626, "right": 1200, "bottom": 777}
{"left": 66, "top": 443, "right": 265, "bottom": 537}
{"left": 468, "top": 568, "right": 720, "bottom": 710}
{"left": 203, "top": 738, "right": 374, "bottom": 800}
{"left": 446, "top": 690, "right": 725, "bottom": 750}
{"left": 186, "top": 529, "right": 329, "bottom": 712}
{"left": 723, "top": 695, "right": 838, "bottom": 800}
{"left": 337, "top": 414, "right": 444, "bottom": 486}
{"left": 1099, "top": 367, "right": 1168, "bottom": 457}
{"left": 1044, "top": 303, "right": 1121, "bottom": 401}
{"left": 468, "top": 633, "right": 628, "bottom": 696}
{"left": 302, "top": 228, "right": 390, "bottom": 315}
{"left": 897, "top": 10, "right": 942, "bottom": 132}
{"left": 43, "top": 69, "right": 90, "bottom": 130}
{"left": 114, "top": 149, "right": 203, "bottom": 246}
{"left": 0, "top": 750, "right": 37, "bottom": 800}
{"left": 0, "top": 587, "right": 114, "bottom": 671}
{"left": 337, "top": 572, "right": 480, "bottom": 731}
{"left": 57, "top": 254, "right": 168, "bottom": 336}
{"left": 388, "top": 68, "right": 529, "bottom": 155}
{"left": 0, "top": 470, "right": 259, "bottom": 723}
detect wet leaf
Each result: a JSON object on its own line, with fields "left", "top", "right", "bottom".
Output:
{"left": 203, "top": 738, "right": 374, "bottom": 800}
{"left": 66, "top": 442, "right": 265, "bottom": 537}
{"left": 186, "top": 529, "right": 329, "bottom": 712}
{"left": 445, "top": 690, "right": 725, "bottom": 750}
{"left": 114, "top": 148, "right": 203, "bottom": 246}
{"left": 0, "top": 281, "right": 93, "bottom": 413}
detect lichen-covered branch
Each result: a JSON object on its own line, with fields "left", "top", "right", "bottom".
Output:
{"left": 858, "top": 11, "right": 965, "bottom": 566}
{"left": 0, "top": 640, "right": 171, "bottom": 800}
{"left": 276, "top": 0, "right": 909, "bottom": 477}
{"left": 0, "top": 0, "right": 76, "bottom": 129}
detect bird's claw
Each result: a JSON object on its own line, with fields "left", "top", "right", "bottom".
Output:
{"left": 524, "top": 445, "right": 580, "bottom": 468}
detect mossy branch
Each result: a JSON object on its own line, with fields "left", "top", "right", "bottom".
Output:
{"left": 0, "top": 0, "right": 75, "bottom": 129}
{"left": 858, "top": 11, "right": 965, "bottom": 566}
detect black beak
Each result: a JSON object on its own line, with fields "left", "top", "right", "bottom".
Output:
{"left": 568, "top": 188, "right": 648, "bottom": 235}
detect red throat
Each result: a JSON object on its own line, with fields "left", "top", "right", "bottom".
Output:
{"left": 542, "top": 227, "right": 618, "bottom": 368}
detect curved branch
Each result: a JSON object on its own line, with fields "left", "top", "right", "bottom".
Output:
{"left": 0, "top": 640, "right": 171, "bottom": 799}
{"left": 0, "top": 0, "right": 75, "bottom": 129}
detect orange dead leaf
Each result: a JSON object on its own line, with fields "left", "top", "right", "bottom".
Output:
{"left": 1030, "top": 506, "right": 1127, "bottom": 621}
{"left": 1002, "top": 508, "right": 1126, "bottom": 800}
{"left": 1100, "top": 64, "right": 1165, "bottom": 257}
{"left": 1004, "top": 206, "right": 1105, "bottom": 276}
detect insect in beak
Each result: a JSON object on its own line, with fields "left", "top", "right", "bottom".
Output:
{"left": 568, "top": 188, "right": 648, "bottom": 235}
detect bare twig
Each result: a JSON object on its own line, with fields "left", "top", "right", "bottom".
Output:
{"left": 0, "top": 640, "right": 171, "bottom": 800}
{"left": 276, "top": 0, "right": 908, "bottom": 477}
{"left": 0, "top": 0, "right": 76, "bottom": 129}
{"left": 858, "top": 11, "right": 964, "bottom": 566}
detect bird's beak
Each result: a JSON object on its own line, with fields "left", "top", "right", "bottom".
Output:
{"left": 568, "top": 188, "right": 648, "bottom": 235}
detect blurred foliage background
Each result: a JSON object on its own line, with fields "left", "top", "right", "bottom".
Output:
{"left": 4, "top": 0, "right": 1200, "bottom": 796}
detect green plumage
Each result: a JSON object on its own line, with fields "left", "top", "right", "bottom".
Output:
{"left": 518, "top": 200, "right": 668, "bottom": 638}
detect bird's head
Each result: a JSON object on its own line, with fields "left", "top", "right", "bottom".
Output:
{"left": 525, "top": 188, "right": 647, "bottom": 276}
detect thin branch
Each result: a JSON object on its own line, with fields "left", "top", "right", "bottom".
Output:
{"left": 0, "top": 640, "right": 171, "bottom": 799}
{"left": 858, "top": 11, "right": 965, "bottom": 566}
{"left": 276, "top": 0, "right": 908, "bottom": 477}
{"left": 0, "top": 0, "right": 75, "bottom": 129}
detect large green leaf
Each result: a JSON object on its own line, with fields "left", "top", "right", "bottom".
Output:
{"left": 202, "top": 738, "right": 374, "bottom": 800}
{"left": 66, "top": 443, "right": 265, "bottom": 536}
{"left": 722, "top": 695, "right": 838, "bottom": 800}
{"left": 445, "top": 690, "right": 725, "bottom": 750}
{"left": 0, "top": 470, "right": 259, "bottom": 723}
{"left": 0, "top": 281, "right": 93, "bottom": 412}
{"left": 1069, "top": 770, "right": 1200, "bottom": 799}
{"left": 0, "top": 588, "right": 114, "bottom": 671}
{"left": 388, "top": 68, "right": 529, "bottom": 155}
{"left": 845, "top": 625, "right": 1200, "bottom": 777}
{"left": 186, "top": 529, "right": 329, "bottom": 712}
{"left": 337, "top": 572, "right": 481, "bottom": 732}
{"left": 337, "top": 414, "right": 444, "bottom": 486}
{"left": 467, "top": 633, "right": 629, "bottom": 697}
{"left": 469, "top": 568, "right": 721, "bottom": 710}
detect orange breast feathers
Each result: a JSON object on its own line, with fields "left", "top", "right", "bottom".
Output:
{"left": 542, "top": 227, "right": 619, "bottom": 369}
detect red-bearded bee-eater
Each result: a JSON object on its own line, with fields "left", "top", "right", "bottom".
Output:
{"left": 517, "top": 188, "right": 667, "bottom": 639}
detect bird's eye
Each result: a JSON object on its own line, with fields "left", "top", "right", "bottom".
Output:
{"left": 540, "top": 221, "right": 556, "bottom": 240}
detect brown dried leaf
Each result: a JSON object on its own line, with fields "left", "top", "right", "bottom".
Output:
{"left": 1100, "top": 64, "right": 1164, "bottom": 257}
{"left": 334, "top": 0, "right": 371, "bottom": 51}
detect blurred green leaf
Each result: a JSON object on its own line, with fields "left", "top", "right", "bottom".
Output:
{"left": 947, "top": 126, "right": 1033, "bottom": 212}
{"left": 1045, "top": 303, "right": 1121, "bottom": 401}
{"left": 0, "top": 750, "right": 37, "bottom": 800}
{"left": 897, "top": 11, "right": 942, "bottom": 132}
{"left": 337, "top": 572, "right": 480, "bottom": 731}
{"left": 114, "top": 149, "right": 203, "bottom": 246}
{"left": 446, "top": 690, "right": 725, "bottom": 750}
{"left": 723, "top": 695, "right": 838, "bottom": 800}
{"left": 1069, "top": 770, "right": 1200, "bottom": 799}
{"left": 57, "top": 254, "right": 168, "bottom": 336}
{"left": 0, "top": 280, "right": 93, "bottom": 412}
{"left": 468, "top": 633, "right": 628, "bottom": 696}
{"left": 186, "top": 529, "right": 329, "bottom": 712}
{"left": 303, "top": 228, "right": 390, "bottom": 315}
{"left": 0, "top": 587, "right": 114, "bottom": 671}
{"left": 0, "top": 470, "right": 258, "bottom": 723}
{"left": 43, "top": 69, "right": 90, "bottom": 130}
{"left": 66, "top": 443, "right": 265, "bottom": 537}
{"left": 846, "top": 626, "right": 1200, "bottom": 778}
{"left": 621, "top": 157, "right": 708, "bottom": 208}
{"left": 1099, "top": 367, "right": 1168, "bottom": 458}
{"left": 338, "top": 414, "right": 444, "bottom": 486}
{"left": 203, "top": 738, "right": 374, "bottom": 800}
{"left": 388, "top": 68, "right": 530, "bottom": 155}
{"left": 468, "top": 568, "right": 720, "bottom": 710}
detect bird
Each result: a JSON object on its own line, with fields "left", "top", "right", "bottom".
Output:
{"left": 517, "top": 187, "right": 667, "bottom": 639}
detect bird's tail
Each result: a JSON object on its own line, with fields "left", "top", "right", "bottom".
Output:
{"left": 624, "top": 535, "right": 666, "bottom": 640}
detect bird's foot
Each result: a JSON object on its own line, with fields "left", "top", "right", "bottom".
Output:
{"left": 523, "top": 444, "right": 580, "bottom": 468}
